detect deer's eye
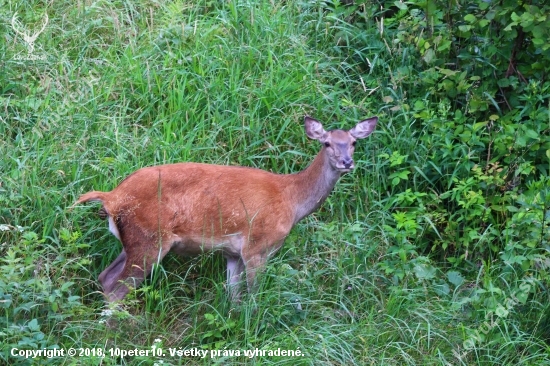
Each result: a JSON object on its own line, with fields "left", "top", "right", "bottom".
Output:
{"left": 324, "top": 142, "right": 331, "bottom": 147}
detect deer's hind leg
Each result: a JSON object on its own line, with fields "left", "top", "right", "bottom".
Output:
{"left": 101, "top": 218, "right": 173, "bottom": 302}
{"left": 99, "top": 250, "right": 127, "bottom": 295}
{"left": 104, "top": 244, "right": 171, "bottom": 302}
{"left": 225, "top": 255, "right": 245, "bottom": 301}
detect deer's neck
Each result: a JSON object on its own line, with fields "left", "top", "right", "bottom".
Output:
{"left": 286, "top": 149, "right": 342, "bottom": 224}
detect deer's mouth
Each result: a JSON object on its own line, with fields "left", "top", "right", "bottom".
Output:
{"left": 337, "top": 167, "right": 353, "bottom": 173}
{"left": 336, "top": 162, "right": 354, "bottom": 172}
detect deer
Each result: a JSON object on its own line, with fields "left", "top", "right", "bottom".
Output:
{"left": 74, "top": 116, "right": 378, "bottom": 302}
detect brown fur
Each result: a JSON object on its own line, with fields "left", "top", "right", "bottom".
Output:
{"left": 75, "top": 116, "right": 378, "bottom": 302}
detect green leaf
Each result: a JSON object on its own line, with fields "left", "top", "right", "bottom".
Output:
{"left": 437, "top": 68, "right": 458, "bottom": 77}
{"left": 495, "top": 304, "right": 509, "bottom": 318}
{"left": 28, "top": 319, "right": 40, "bottom": 332}
{"left": 61, "top": 281, "right": 74, "bottom": 292}
{"left": 504, "top": 22, "right": 517, "bottom": 31}
{"left": 525, "top": 129, "right": 539, "bottom": 139}
{"left": 433, "top": 282, "right": 450, "bottom": 296}
{"left": 464, "top": 14, "right": 476, "bottom": 23}
{"left": 531, "top": 25, "right": 546, "bottom": 39}
{"left": 447, "top": 271, "right": 465, "bottom": 287}
{"left": 394, "top": 1, "right": 408, "bottom": 10}
{"left": 473, "top": 121, "right": 488, "bottom": 131}
{"left": 413, "top": 263, "right": 436, "bottom": 280}
{"left": 423, "top": 49, "right": 436, "bottom": 64}
{"left": 438, "top": 39, "right": 452, "bottom": 52}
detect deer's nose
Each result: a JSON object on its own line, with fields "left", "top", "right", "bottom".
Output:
{"left": 342, "top": 157, "right": 354, "bottom": 169}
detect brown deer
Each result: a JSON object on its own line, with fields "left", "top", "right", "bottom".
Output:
{"left": 75, "top": 116, "right": 378, "bottom": 302}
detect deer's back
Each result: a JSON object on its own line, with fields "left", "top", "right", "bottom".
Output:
{"left": 104, "top": 163, "right": 295, "bottom": 246}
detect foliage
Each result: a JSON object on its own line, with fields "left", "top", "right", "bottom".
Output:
{"left": 0, "top": 228, "right": 91, "bottom": 365}
{"left": 319, "top": 0, "right": 550, "bottom": 358}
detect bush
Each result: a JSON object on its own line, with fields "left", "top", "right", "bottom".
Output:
{"left": 320, "top": 0, "right": 550, "bottom": 352}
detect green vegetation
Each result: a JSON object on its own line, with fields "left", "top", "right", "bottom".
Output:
{"left": 1, "top": 0, "right": 549, "bottom": 364}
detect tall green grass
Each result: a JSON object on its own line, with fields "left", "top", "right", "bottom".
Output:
{"left": 1, "top": 0, "right": 549, "bottom": 365}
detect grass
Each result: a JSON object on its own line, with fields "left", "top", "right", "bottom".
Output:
{"left": 1, "top": 0, "right": 550, "bottom": 365}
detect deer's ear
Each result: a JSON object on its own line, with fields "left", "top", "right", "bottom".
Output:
{"left": 350, "top": 117, "right": 378, "bottom": 139}
{"left": 304, "top": 116, "right": 328, "bottom": 142}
